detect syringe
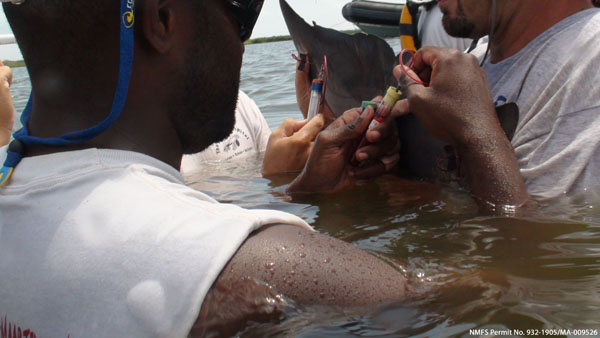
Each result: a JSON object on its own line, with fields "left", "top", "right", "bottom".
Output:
{"left": 306, "top": 79, "right": 323, "bottom": 121}
{"left": 351, "top": 86, "right": 402, "bottom": 165}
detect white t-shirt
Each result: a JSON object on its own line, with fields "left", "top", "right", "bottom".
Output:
{"left": 418, "top": 4, "right": 473, "bottom": 51}
{"left": 472, "top": 9, "right": 600, "bottom": 199}
{"left": 0, "top": 148, "right": 310, "bottom": 338}
{"left": 180, "top": 91, "right": 270, "bottom": 174}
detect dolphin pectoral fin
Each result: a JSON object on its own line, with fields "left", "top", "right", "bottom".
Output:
{"left": 495, "top": 103, "right": 519, "bottom": 141}
{"left": 280, "top": 0, "right": 397, "bottom": 117}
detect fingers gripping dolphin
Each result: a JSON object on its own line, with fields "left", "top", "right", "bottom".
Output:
{"left": 280, "top": 0, "right": 518, "bottom": 180}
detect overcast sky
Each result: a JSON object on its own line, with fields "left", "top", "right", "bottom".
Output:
{"left": 0, "top": 0, "right": 357, "bottom": 61}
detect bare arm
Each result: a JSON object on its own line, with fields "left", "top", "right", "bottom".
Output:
{"left": 193, "top": 224, "right": 407, "bottom": 336}
{"left": 0, "top": 62, "right": 14, "bottom": 147}
{"left": 393, "top": 46, "right": 529, "bottom": 209}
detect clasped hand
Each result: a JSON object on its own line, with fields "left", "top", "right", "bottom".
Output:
{"left": 287, "top": 104, "right": 400, "bottom": 194}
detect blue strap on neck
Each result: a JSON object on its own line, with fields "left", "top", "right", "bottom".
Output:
{"left": 0, "top": 0, "right": 135, "bottom": 187}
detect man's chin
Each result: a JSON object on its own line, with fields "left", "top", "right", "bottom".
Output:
{"left": 438, "top": 1, "right": 449, "bottom": 14}
{"left": 442, "top": 16, "right": 474, "bottom": 38}
{"left": 182, "top": 115, "right": 236, "bottom": 155}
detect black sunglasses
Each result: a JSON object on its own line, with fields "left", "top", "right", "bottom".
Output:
{"left": 227, "top": 0, "right": 264, "bottom": 42}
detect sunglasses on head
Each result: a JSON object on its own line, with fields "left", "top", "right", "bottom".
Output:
{"left": 227, "top": 0, "right": 264, "bottom": 42}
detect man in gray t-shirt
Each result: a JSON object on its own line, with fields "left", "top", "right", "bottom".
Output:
{"left": 392, "top": 0, "right": 599, "bottom": 204}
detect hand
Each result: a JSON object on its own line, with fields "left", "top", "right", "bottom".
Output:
{"left": 392, "top": 46, "right": 528, "bottom": 208}
{"left": 294, "top": 54, "right": 336, "bottom": 122}
{"left": 392, "top": 46, "right": 500, "bottom": 146}
{"left": 353, "top": 96, "right": 401, "bottom": 174}
{"left": 0, "top": 61, "right": 14, "bottom": 146}
{"left": 261, "top": 114, "right": 325, "bottom": 176}
{"left": 287, "top": 105, "right": 398, "bottom": 194}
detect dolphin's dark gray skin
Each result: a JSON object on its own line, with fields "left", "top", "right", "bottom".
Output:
{"left": 280, "top": 0, "right": 396, "bottom": 117}
{"left": 280, "top": 0, "right": 519, "bottom": 179}
{"left": 397, "top": 102, "right": 519, "bottom": 178}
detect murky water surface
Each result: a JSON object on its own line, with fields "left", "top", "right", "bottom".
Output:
{"left": 10, "top": 39, "right": 600, "bottom": 337}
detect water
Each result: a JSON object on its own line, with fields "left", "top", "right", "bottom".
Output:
{"left": 9, "top": 39, "right": 600, "bottom": 337}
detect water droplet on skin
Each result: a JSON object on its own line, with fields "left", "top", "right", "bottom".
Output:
{"left": 323, "top": 258, "right": 330, "bottom": 263}
{"left": 299, "top": 252, "right": 306, "bottom": 258}
{"left": 265, "top": 262, "right": 275, "bottom": 269}
{"left": 290, "top": 270, "right": 296, "bottom": 275}
{"left": 319, "top": 292, "right": 325, "bottom": 298}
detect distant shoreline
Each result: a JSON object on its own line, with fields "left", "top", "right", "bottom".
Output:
{"left": 4, "top": 30, "right": 365, "bottom": 67}
{"left": 2, "top": 60, "right": 25, "bottom": 68}
{"left": 245, "top": 29, "right": 363, "bottom": 45}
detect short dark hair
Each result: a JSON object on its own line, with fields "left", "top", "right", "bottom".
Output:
{"left": 3, "top": 0, "right": 118, "bottom": 74}
{"left": 594, "top": 0, "right": 600, "bottom": 7}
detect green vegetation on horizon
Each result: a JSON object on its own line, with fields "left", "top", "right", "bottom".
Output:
{"left": 2, "top": 60, "right": 25, "bottom": 68}
{"left": 245, "top": 29, "right": 363, "bottom": 45}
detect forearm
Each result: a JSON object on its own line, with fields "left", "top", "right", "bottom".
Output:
{"left": 0, "top": 65, "right": 13, "bottom": 146}
{"left": 458, "top": 128, "right": 529, "bottom": 210}
{"left": 0, "top": 92, "right": 13, "bottom": 146}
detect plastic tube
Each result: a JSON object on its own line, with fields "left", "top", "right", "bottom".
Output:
{"left": 370, "top": 86, "right": 402, "bottom": 127}
{"left": 351, "top": 86, "right": 402, "bottom": 165}
{"left": 306, "top": 79, "right": 323, "bottom": 121}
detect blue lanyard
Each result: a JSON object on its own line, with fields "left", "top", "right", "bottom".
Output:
{"left": 0, "top": 0, "right": 135, "bottom": 187}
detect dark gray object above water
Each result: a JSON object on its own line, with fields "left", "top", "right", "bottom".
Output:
{"left": 280, "top": 0, "right": 396, "bottom": 117}
{"left": 279, "top": 0, "right": 518, "bottom": 179}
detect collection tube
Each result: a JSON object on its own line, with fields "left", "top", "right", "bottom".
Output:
{"left": 306, "top": 79, "right": 323, "bottom": 121}
{"left": 351, "top": 86, "right": 402, "bottom": 165}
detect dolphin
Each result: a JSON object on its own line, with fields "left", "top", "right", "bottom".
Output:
{"left": 279, "top": 0, "right": 518, "bottom": 179}
{"left": 280, "top": 0, "right": 396, "bottom": 116}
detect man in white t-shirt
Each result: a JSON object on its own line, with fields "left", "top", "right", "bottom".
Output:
{"left": 180, "top": 89, "right": 329, "bottom": 176}
{"left": 392, "top": 0, "right": 599, "bottom": 205}
{"left": 0, "top": 0, "right": 406, "bottom": 337}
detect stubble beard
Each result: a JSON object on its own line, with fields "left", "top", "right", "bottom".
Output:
{"left": 175, "top": 34, "right": 240, "bottom": 155}
{"left": 441, "top": 0, "right": 476, "bottom": 38}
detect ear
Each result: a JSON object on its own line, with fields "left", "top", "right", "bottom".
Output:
{"left": 140, "top": 0, "right": 175, "bottom": 54}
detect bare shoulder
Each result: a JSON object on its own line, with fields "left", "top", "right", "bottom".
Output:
{"left": 192, "top": 224, "right": 407, "bottom": 336}
{"left": 226, "top": 224, "right": 407, "bottom": 304}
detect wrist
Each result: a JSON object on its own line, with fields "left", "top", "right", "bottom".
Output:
{"left": 286, "top": 171, "right": 316, "bottom": 194}
{"left": 454, "top": 125, "right": 528, "bottom": 207}
{"left": 454, "top": 115, "right": 510, "bottom": 156}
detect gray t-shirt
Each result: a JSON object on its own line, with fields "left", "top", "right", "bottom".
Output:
{"left": 472, "top": 9, "right": 600, "bottom": 199}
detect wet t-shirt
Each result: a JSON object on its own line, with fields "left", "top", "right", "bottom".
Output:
{"left": 472, "top": 9, "right": 600, "bottom": 199}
